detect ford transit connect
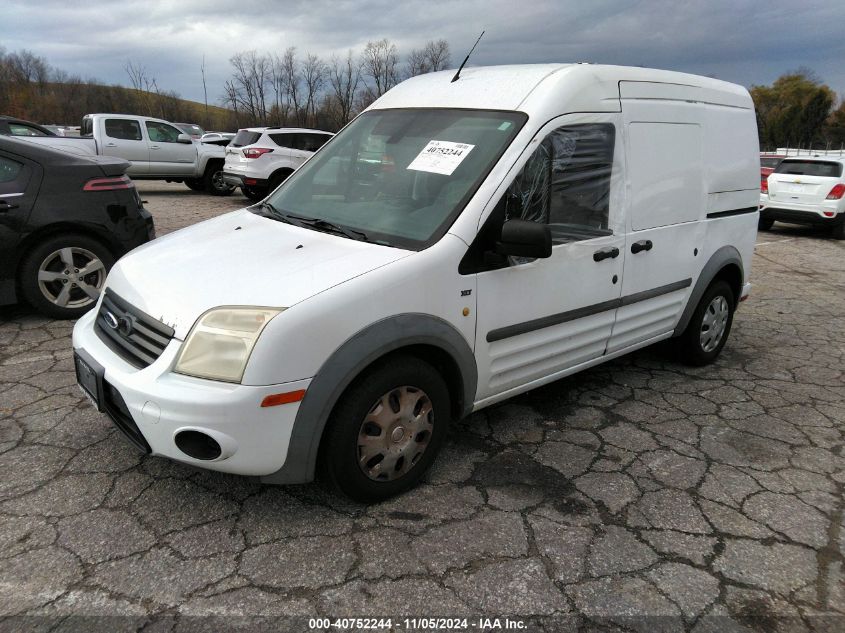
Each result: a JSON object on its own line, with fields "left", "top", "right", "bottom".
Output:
{"left": 72, "top": 64, "right": 759, "bottom": 502}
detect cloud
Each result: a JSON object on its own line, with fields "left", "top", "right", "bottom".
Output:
{"left": 4, "top": 0, "right": 844, "bottom": 104}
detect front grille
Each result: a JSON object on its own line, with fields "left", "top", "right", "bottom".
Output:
{"left": 102, "top": 380, "right": 151, "bottom": 453}
{"left": 95, "top": 289, "right": 174, "bottom": 369}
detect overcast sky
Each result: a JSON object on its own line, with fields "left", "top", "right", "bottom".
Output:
{"left": 5, "top": 0, "right": 845, "bottom": 104}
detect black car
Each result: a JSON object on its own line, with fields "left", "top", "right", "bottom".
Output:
{"left": 0, "top": 115, "right": 57, "bottom": 137}
{"left": 0, "top": 136, "right": 154, "bottom": 318}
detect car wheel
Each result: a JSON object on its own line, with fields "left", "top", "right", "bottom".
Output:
{"left": 20, "top": 234, "right": 114, "bottom": 319}
{"left": 241, "top": 185, "right": 267, "bottom": 201}
{"left": 758, "top": 217, "right": 774, "bottom": 231}
{"left": 204, "top": 164, "right": 234, "bottom": 196}
{"left": 320, "top": 356, "right": 451, "bottom": 503}
{"left": 185, "top": 178, "right": 204, "bottom": 192}
{"left": 678, "top": 280, "right": 735, "bottom": 366}
{"left": 268, "top": 170, "right": 291, "bottom": 193}
{"left": 831, "top": 220, "right": 845, "bottom": 240}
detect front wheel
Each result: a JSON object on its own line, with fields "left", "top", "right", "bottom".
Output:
{"left": 19, "top": 234, "right": 114, "bottom": 319}
{"left": 758, "top": 217, "right": 774, "bottom": 231}
{"left": 678, "top": 280, "right": 736, "bottom": 366}
{"left": 320, "top": 356, "right": 451, "bottom": 503}
{"left": 204, "top": 164, "right": 234, "bottom": 196}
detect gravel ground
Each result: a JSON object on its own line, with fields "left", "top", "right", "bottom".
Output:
{"left": 0, "top": 181, "right": 843, "bottom": 631}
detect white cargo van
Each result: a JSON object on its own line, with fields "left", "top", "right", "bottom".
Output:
{"left": 72, "top": 64, "right": 759, "bottom": 502}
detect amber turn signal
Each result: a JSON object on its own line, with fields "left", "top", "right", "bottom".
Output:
{"left": 261, "top": 390, "right": 306, "bottom": 407}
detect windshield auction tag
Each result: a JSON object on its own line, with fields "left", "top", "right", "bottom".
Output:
{"left": 407, "top": 140, "right": 475, "bottom": 176}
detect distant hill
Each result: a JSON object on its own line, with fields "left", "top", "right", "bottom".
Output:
{"left": 2, "top": 81, "right": 240, "bottom": 132}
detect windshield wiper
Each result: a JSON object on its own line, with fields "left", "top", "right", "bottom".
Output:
{"left": 255, "top": 203, "right": 372, "bottom": 243}
{"left": 283, "top": 213, "right": 370, "bottom": 242}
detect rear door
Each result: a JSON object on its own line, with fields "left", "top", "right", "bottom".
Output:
{"left": 768, "top": 159, "right": 843, "bottom": 206}
{"left": 100, "top": 118, "right": 149, "bottom": 175}
{"left": 144, "top": 121, "right": 197, "bottom": 176}
{"left": 0, "top": 149, "right": 41, "bottom": 298}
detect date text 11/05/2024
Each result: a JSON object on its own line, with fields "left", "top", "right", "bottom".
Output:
{"left": 307, "top": 617, "right": 527, "bottom": 630}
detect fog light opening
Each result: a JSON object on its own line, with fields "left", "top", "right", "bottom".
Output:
{"left": 175, "top": 430, "right": 222, "bottom": 460}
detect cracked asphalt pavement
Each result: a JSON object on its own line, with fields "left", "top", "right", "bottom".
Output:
{"left": 0, "top": 182, "right": 843, "bottom": 631}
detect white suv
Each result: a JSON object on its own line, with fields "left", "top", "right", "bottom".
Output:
{"left": 760, "top": 156, "right": 845, "bottom": 239}
{"left": 223, "top": 127, "right": 333, "bottom": 200}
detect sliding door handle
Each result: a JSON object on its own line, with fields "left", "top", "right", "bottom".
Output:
{"left": 593, "top": 247, "right": 620, "bottom": 262}
{"left": 631, "top": 240, "right": 653, "bottom": 254}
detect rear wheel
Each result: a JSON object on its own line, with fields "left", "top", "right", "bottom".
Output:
{"left": 320, "top": 356, "right": 451, "bottom": 502}
{"left": 19, "top": 234, "right": 114, "bottom": 319}
{"left": 678, "top": 280, "right": 735, "bottom": 366}
{"left": 184, "top": 178, "right": 204, "bottom": 192}
{"left": 204, "top": 163, "right": 234, "bottom": 196}
{"left": 268, "top": 170, "right": 291, "bottom": 193}
{"left": 758, "top": 217, "right": 774, "bottom": 231}
{"left": 241, "top": 185, "right": 267, "bottom": 201}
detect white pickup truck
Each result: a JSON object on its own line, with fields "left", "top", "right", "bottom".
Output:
{"left": 20, "top": 113, "right": 234, "bottom": 196}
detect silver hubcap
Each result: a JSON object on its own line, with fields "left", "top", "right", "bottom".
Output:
{"left": 700, "top": 295, "right": 729, "bottom": 352}
{"left": 37, "top": 247, "right": 105, "bottom": 309}
{"left": 357, "top": 386, "right": 434, "bottom": 482}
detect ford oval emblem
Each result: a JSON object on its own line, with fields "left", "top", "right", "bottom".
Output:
{"left": 104, "top": 311, "right": 119, "bottom": 330}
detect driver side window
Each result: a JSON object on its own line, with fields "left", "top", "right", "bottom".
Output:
{"left": 504, "top": 123, "right": 615, "bottom": 244}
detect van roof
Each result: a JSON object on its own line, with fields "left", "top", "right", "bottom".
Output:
{"left": 369, "top": 63, "right": 752, "bottom": 114}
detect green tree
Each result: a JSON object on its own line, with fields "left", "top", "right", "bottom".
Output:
{"left": 750, "top": 71, "right": 835, "bottom": 150}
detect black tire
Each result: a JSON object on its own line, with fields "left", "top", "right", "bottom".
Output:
{"left": 758, "top": 217, "right": 774, "bottom": 231}
{"left": 831, "top": 220, "right": 845, "bottom": 240}
{"left": 268, "top": 170, "right": 291, "bottom": 193}
{"left": 19, "top": 233, "right": 115, "bottom": 319}
{"left": 241, "top": 185, "right": 267, "bottom": 201}
{"left": 184, "top": 178, "right": 204, "bottom": 192}
{"left": 320, "top": 356, "right": 451, "bottom": 503}
{"left": 678, "top": 280, "right": 736, "bottom": 366}
{"left": 204, "top": 163, "right": 234, "bottom": 196}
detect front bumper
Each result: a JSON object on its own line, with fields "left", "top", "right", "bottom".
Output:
{"left": 71, "top": 308, "right": 309, "bottom": 476}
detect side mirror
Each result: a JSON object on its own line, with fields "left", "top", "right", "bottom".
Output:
{"left": 496, "top": 219, "right": 552, "bottom": 259}
{"left": 177, "top": 133, "right": 193, "bottom": 144}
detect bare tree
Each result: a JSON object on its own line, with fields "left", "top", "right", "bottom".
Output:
{"left": 328, "top": 50, "right": 362, "bottom": 127}
{"left": 227, "top": 50, "right": 270, "bottom": 123}
{"left": 302, "top": 53, "right": 326, "bottom": 127}
{"left": 406, "top": 39, "right": 451, "bottom": 78}
{"left": 361, "top": 38, "right": 399, "bottom": 99}
{"left": 280, "top": 47, "right": 303, "bottom": 125}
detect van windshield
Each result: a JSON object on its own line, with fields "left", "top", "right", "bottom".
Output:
{"left": 263, "top": 109, "right": 526, "bottom": 249}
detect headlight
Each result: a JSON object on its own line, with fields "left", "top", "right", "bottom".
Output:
{"left": 175, "top": 307, "right": 283, "bottom": 383}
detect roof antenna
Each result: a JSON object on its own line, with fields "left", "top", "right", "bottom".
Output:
{"left": 451, "top": 31, "right": 485, "bottom": 83}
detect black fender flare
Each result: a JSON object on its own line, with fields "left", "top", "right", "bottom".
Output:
{"left": 260, "top": 313, "right": 477, "bottom": 484}
{"left": 673, "top": 245, "right": 744, "bottom": 336}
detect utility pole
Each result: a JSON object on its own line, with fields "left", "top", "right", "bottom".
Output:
{"left": 201, "top": 54, "right": 209, "bottom": 129}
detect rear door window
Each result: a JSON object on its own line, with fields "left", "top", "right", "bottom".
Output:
{"left": 301, "top": 133, "right": 331, "bottom": 152}
{"left": 775, "top": 160, "right": 843, "bottom": 178}
{"left": 0, "top": 154, "right": 31, "bottom": 195}
{"left": 105, "top": 119, "right": 143, "bottom": 141}
{"left": 269, "top": 133, "right": 299, "bottom": 149}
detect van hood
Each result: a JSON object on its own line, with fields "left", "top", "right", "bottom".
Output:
{"left": 105, "top": 209, "right": 412, "bottom": 338}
